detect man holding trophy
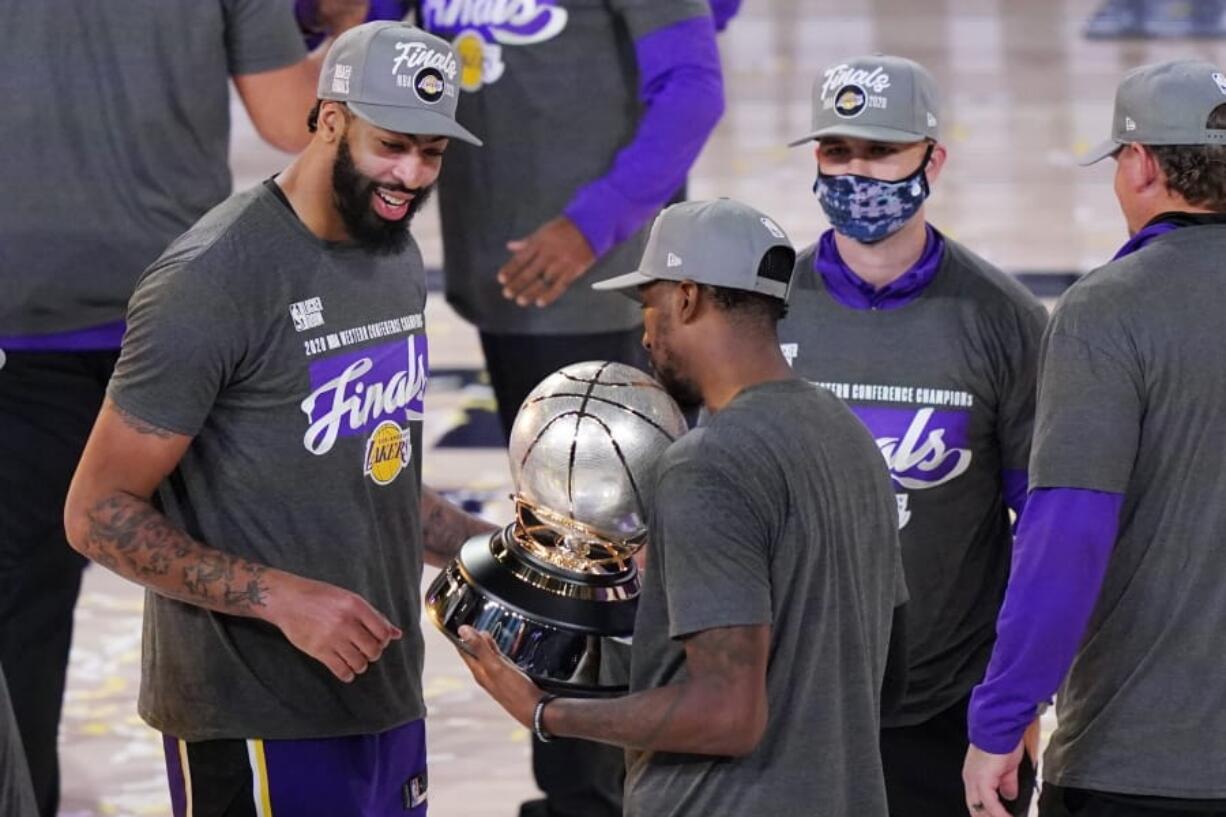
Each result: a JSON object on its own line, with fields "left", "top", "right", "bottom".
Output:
{"left": 451, "top": 199, "right": 907, "bottom": 816}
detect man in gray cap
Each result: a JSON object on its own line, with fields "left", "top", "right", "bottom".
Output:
{"left": 780, "top": 54, "right": 1047, "bottom": 816}
{"left": 964, "top": 58, "right": 1226, "bottom": 817}
{"left": 0, "top": 3, "right": 367, "bottom": 813}
{"left": 62, "top": 22, "right": 495, "bottom": 816}
{"left": 453, "top": 199, "right": 908, "bottom": 817}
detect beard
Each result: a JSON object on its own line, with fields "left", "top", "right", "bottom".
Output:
{"left": 331, "top": 134, "right": 433, "bottom": 256}
{"left": 649, "top": 344, "right": 702, "bottom": 411}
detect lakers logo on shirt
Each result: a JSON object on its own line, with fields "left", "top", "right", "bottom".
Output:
{"left": 364, "top": 420, "right": 413, "bottom": 485}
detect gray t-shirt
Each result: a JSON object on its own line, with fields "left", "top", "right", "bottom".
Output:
{"left": 108, "top": 182, "right": 430, "bottom": 741}
{"left": 777, "top": 238, "right": 1047, "bottom": 727}
{"left": 1034, "top": 224, "right": 1226, "bottom": 799}
{"left": 0, "top": 0, "right": 305, "bottom": 335}
{"left": 626, "top": 380, "right": 905, "bottom": 817}
{"left": 418, "top": 0, "right": 708, "bottom": 335}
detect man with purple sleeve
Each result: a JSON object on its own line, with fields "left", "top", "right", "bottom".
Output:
{"left": 779, "top": 55, "right": 1048, "bottom": 816}
{"left": 411, "top": 3, "right": 724, "bottom": 815}
{"left": 964, "top": 59, "right": 1226, "bottom": 817}
{"left": 415, "top": 0, "right": 725, "bottom": 438}
{"left": 0, "top": 3, "right": 367, "bottom": 815}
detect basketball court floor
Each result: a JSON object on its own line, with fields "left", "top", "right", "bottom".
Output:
{"left": 55, "top": 1, "right": 1226, "bottom": 814}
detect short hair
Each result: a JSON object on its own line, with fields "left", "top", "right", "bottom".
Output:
{"left": 1147, "top": 103, "right": 1226, "bottom": 212}
{"left": 702, "top": 246, "right": 795, "bottom": 325}
{"left": 307, "top": 99, "right": 353, "bottom": 134}
{"left": 307, "top": 99, "right": 323, "bottom": 133}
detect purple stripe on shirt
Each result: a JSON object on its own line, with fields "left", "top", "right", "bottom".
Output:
{"left": 160, "top": 734, "right": 188, "bottom": 817}
{"left": 0, "top": 320, "right": 126, "bottom": 351}
{"left": 1111, "top": 220, "right": 1181, "bottom": 260}
{"left": 968, "top": 487, "right": 1124, "bottom": 753}
{"left": 564, "top": 16, "right": 724, "bottom": 257}
{"left": 815, "top": 226, "right": 945, "bottom": 311}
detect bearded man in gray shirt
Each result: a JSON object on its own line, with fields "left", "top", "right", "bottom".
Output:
{"left": 62, "top": 23, "right": 495, "bottom": 816}
{"left": 0, "top": 3, "right": 368, "bottom": 814}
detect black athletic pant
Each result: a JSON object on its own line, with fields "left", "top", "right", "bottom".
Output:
{"left": 479, "top": 328, "right": 645, "bottom": 817}
{"left": 478, "top": 328, "right": 648, "bottom": 445}
{"left": 881, "top": 693, "right": 1036, "bottom": 817}
{"left": 0, "top": 658, "right": 38, "bottom": 817}
{"left": 1040, "top": 784, "right": 1226, "bottom": 816}
{"left": 0, "top": 349, "right": 115, "bottom": 817}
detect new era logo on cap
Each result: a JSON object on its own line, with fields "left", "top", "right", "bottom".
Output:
{"left": 591, "top": 199, "right": 796, "bottom": 303}
{"left": 1080, "top": 59, "right": 1226, "bottom": 165}
{"left": 760, "top": 217, "right": 786, "bottom": 239}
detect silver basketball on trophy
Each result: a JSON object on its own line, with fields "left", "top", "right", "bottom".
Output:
{"left": 425, "top": 361, "right": 688, "bottom": 694}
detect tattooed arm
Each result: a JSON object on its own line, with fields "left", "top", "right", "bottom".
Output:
{"left": 457, "top": 623, "right": 769, "bottom": 756}
{"left": 420, "top": 488, "right": 499, "bottom": 568}
{"left": 65, "top": 399, "right": 402, "bottom": 683}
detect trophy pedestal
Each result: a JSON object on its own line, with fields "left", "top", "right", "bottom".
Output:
{"left": 425, "top": 526, "right": 640, "bottom": 696}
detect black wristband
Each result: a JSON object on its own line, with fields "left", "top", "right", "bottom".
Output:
{"left": 533, "top": 693, "right": 558, "bottom": 743}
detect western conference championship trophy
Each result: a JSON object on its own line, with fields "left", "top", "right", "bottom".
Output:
{"left": 425, "top": 361, "right": 687, "bottom": 695}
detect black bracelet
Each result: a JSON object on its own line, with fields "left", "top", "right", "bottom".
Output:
{"left": 533, "top": 694, "right": 558, "bottom": 743}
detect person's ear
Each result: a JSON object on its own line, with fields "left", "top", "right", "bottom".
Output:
{"left": 924, "top": 142, "right": 948, "bottom": 186}
{"left": 319, "top": 101, "right": 348, "bottom": 144}
{"left": 1116, "top": 142, "right": 1162, "bottom": 196}
{"left": 675, "top": 280, "right": 702, "bottom": 325}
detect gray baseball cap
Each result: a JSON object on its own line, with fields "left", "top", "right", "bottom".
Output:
{"left": 592, "top": 200, "right": 796, "bottom": 301}
{"left": 1080, "top": 59, "right": 1226, "bottom": 165}
{"left": 318, "top": 21, "right": 482, "bottom": 146}
{"left": 789, "top": 54, "right": 940, "bottom": 147}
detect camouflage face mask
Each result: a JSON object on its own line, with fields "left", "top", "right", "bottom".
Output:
{"left": 814, "top": 144, "right": 934, "bottom": 244}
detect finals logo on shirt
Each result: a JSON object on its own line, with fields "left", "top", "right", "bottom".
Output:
{"left": 808, "top": 380, "right": 975, "bottom": 530}
{"left": 854, "top": 406, "right": 973, "bottom": 491}
{"left": 856, "top": 405, "right": 973, "bottom": 530}
{"left": 300, "top": 335, "right": 429, "bottom": 486}
{"left": 420, "top": 0, "right": 569, "bottom": 91}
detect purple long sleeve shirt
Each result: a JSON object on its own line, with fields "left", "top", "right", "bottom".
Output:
{"left": 563, "top": 15, "right": 724, "bottom": 257}
{"left": 968, "top": 215, "right": 1187, "bottom": 753}
{"left": 708, "top": 0, "right": 743, "bottom": 31}
{"left": 969, "top": 488, "right": 1123, "bottom": 752}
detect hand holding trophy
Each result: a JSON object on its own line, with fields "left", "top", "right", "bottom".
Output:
{"left": 425, "top": 360, "right": 687, "bottom": 694}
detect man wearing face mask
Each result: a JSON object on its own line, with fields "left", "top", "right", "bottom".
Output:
{"left": 778, "top": 55, "right": 1048, "bottom": 817}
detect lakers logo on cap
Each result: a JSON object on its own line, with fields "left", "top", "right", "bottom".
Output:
{"left": 834, "top": 84, "right": 868, "bottom": 118}
{"left": 414, "top": 67, "right": 446, "bottom": 104}
{"left": 364, "top": 421, "right": 413, "bottom": 486}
